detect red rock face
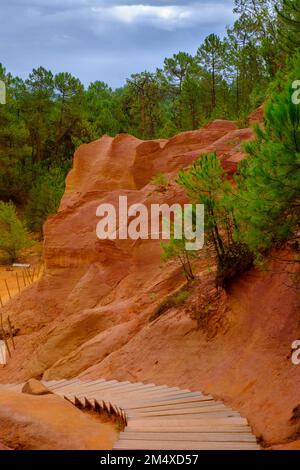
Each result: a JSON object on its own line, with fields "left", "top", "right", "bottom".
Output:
{"left": 0, "top": 390, "right": 117, "bottom": 450}
{"left": 1, "top": 114, "right": 299, "bottom": 448}
{"left": 0, "top": 442, "right": 11, "bottom": 450}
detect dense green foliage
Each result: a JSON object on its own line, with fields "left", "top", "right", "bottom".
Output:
{"left": 235, "top": 53, "right": 300, "bottom": 255}
{"left": 0, "top": 0, "right": 283, "bottom": 236}
{"left": 175, "top": 153, "right": 253, "bottom": 285}
{"left": 277, "top": 0, "right": 300, "bottom": 51}
{"left": 168, "top": 50, "right": 300, "bottom": 284}
{"left": 25, "top": 166, "right": 66, "bottom": 234}
{"left": 1, "top": 0, "right": 299, "bottom": 268}
{"left": 161, "top": 236, "right": 196, "bottom": 282}
{"left": 0, "top": 202, "right": 32, "bottom": 262}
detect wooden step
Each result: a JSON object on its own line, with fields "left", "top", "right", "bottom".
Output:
{"left": 128, "top": 408, "right": 240, "bottom": 419}
{"left": 118, "top": 431, "right": 257, "bottom": 443}
{"left": 0, "top": 379, "right": 259, "bottom": 451}
{"left": 125, "top": 395, "right": 215, "bottom": 409}
{"left": 128, "top": 416, "right": 248, "bottom": 426}
{"left": 113, "top": 440, "right": 259, "bottom": 450}
{"left": 127, "top": 401, "right": 227, "bottom": 414}
{"left": 72, "top": 389, "right": 199, "bottom": 403}
{"left": 46, "top": 378, "right": 82, "bottom": 390}
{"left": 124, "top": 425, "right": 253, "bottom": 433}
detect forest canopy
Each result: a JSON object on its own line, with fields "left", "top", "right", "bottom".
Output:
{"left": 0, "top": 0, "right": 295, "bottom": 237}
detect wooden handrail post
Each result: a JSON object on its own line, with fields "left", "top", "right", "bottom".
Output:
{"left": 0, "top": 310, "right": 11, "bottom": 359}
{"left": 16, "top": 272, "right": 21, "bottom": 294}
{"left": 4, "top": 279, "right": 11, "bottom": 300}
{"left": 7, "top": 316, "right": 15, "bottom": 350}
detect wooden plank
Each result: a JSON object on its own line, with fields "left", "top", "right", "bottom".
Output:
{"left": 80, "top": 389, "right": 200, "bottom": 402}
{"left": 113, "top": 440, "right": 259, "bottom": 450}
{"left": 70, "top": 391, "right": 195, "bottom": 405}
{"left": 129, "top": 413, "right": 241, "bottom": 422}
{"left": 123, "top": 425, "right": 252, "bottom": 434}
{"left": 54, "top": 380, "right": 121, "bottom": 395}
{"left": 128, "top": 407, "right": 239, "bottom": 418}
{"left": 98, "top": 393, "right": 210, "bottom": 409}
{"left": 74, "top": 382, "right": 155, "bottom": 394}
{"left": 83, "top": 383, "right": 182, "bottom": 395}
{"left": 45, "top": 379, "right": 84, "bottom": 388}
{"left": 76, "top": 380, "right": 133, "bottom": 390}
{"left": 126, "top": 401, "right": 226, "bottom": 413}
{"left": 77, "top": 380, "right": 148, "bottom": 390}
{"left": 55, "top": 379, "right": 106, "bottom": 388}
{"left": 47, "top": 379, "right": 82, "bottom": 390}
{"left": 128, "top": 416, "right": 248, "bottom": 426}
{"left": 62, "top": 381, "right": 163, "bottom": 395}
{"left": 49, "top": 378, "right": 111, "bottom": 390}
{"left": 55, "top": 379, "right": 118, "bottom": 391}
{"left": 125, "top": 396, "right": 215, "bottom": 409}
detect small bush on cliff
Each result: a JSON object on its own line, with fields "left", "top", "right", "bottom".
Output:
{"left": 177, "top": 152, "right": 253, "bottom": 285}
{"left": 150, "top": 173, "right": 169, "bottom": 190}
{"left": 150, "top": 287, "right": 191, "bottom": 322}
{"left": 161, "top": 237, "right": 196, "bottom": 282}
{"left": 0, "top": 202, "right": 32, "bottom": 262}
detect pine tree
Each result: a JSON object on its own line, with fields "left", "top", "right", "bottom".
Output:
{"left": 196, "top": 34, "right": 226, "bottom": 112}
{"left": 235, "top": 51, "right": 300, "bottom": 255}
{"left": 161, "top": 237, "right": 195, "bottom": 282}
{"left": 0, "top": 202, "right": 32, "bottom": 262}
{"left": 277, "top": 0, "right": 300, "bottom": 51}
{"left": 177, "top": 153, "right": 252, "bottom": 285}
{"left": 127, "top": 72, "right": 164, "bottom": 139}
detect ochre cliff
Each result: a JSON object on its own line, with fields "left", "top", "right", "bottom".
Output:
{"left": 0, "top": 117, "right": 299, "bottom": 448}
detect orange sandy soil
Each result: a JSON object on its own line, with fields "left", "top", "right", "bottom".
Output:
{"left": 0, "top": 389, "right": 118, "bottom": 450}
{"left": 0, "top": 114, "right": 299, "bottom": 450}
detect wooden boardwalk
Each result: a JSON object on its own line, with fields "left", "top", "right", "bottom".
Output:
{"left": 0, "top": 379, "right": 260, "bottom": 450}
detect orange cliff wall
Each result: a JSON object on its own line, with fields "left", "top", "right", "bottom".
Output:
{"left": 0, "top": 117, "right": 299, "bottom": 447}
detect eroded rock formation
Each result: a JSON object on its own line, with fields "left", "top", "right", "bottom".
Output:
{"left": 0, "top": 117, "right": 299, "bottom": 448}
{"left": 0, "top": 389, "right": 117, "bottom": 450}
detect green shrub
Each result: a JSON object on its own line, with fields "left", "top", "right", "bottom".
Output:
{"left": 149, "top": 287, "right": 191, "bottom": 322}
{"left": 150, "top": 173, "right": 169, "bottom": 189}
{"left": 216, "top": 242, "right": 253, "bottom": 287}
{"left": 171, "top": 290, "right": 190, "bottom": 304}
{"left": 161, "top": 237, "right": 196, "bottom": 282}
{"left": 25, "top": 167, "right": 65, "bottom": 235}
{"left": 0, "top": 202, "right": 32, "bottom": 262}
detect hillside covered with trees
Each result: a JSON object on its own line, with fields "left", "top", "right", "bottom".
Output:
{"left": 0, "top": 0, "right": 299, "bottom": 275}
{"left": 0, "top": 0, "right": 289, "bottom": 235}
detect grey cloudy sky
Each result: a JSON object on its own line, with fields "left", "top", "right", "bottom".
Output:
{"left": 0, "top": 1, "right": 235, "bottom": 88}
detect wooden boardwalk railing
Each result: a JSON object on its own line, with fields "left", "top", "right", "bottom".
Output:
{"left": 0, "top": 263, "right": 44, "bottom": 362}
{"left": 0, "top": 379, "right": 260, "bottom": 450}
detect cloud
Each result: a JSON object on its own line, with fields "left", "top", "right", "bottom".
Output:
{"left": 92, "top": 5, "right": 191, "bottom": 29}
{"left": 0, "top": 1, "right": 235, "bottom": 87}
{"left": 91, "top": 3, "right": 232, "bottom": 30}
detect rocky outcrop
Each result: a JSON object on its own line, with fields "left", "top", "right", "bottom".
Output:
{"left": 22, "top": 378, "right": 53, "bottom": 396}
{"left": 0, "top": 114, "right": 299, "bottom": 448}
{"left": 0, "top": 389, "right": 117, "bottom": 450}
